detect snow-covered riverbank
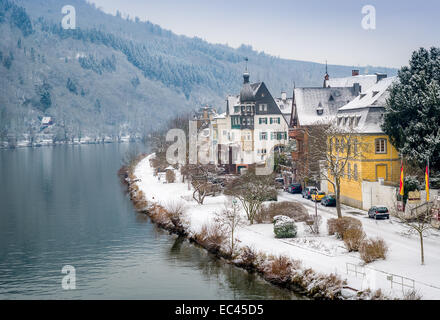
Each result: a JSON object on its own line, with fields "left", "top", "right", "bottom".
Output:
{"left": 131, "top": 154, "right": 440, "bottom": 300}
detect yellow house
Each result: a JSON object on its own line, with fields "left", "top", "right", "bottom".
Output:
{"left": 328, "top": 76, "right": 401, "bottom": 209}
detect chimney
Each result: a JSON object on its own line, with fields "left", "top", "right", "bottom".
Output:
{"left": 352, "top": 70, "right": 360, "bottom": 76}
{"left": 375, "top": 73, "right": 387, "bottom": 83}
{"left": 281, "top": 91, "right": 287, "bottom": 101}
{"left": 353, "top": 83, "right": 361, "bottom": 96}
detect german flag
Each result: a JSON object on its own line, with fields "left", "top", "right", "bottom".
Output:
{"left": 399, "top": 164, "right": 404, "bottom": 196}
{"left": 425, "top": 165, "right": 430, "bottom": 202}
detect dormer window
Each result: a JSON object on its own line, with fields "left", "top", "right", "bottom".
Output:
{"left": 360, "top": 93, "right": 367, "bottom": 99}
{"left": 372, "top": 91, "right": 379, "bottom": 97}
{"left": 317, "top": 108, "right": 324, "bottom": 115}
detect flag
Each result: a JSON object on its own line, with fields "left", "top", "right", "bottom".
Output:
{"left": 425, "top": 165, "right": 430, "bottom": 202}
{"left": 399, "top": 164, "right": 404, "bottom": 196}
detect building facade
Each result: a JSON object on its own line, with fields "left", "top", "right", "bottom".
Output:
{"left": 211, "top": 72, "right": 289, "bottom": 173}
{"left": 327, "top": 76, "right": 401, "bottom": 209}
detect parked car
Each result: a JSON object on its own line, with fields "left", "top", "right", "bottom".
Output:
{"left": 286, "top": 183, "right": 302, "bottom": 194}
{"left": 275, "top": 177, "right": 285, "bottom": 189}
{"left": 302, "top": 186, "right": 318, "bottom": 199}
{"left": 311, "top": 191, "right": 326, "bottom": 202}
{"left": 321, "top": 195, "right": 336, "bottom": 207}
{"left": 368, "top": 206, "right": 390, "bottom": 219}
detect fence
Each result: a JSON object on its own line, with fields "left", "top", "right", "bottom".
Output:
{"left": 386, "top": 273, "right": 415, "bottom": 292}
{"left": 346, "top": 262, "right": 365, "bottom": 278}
{"left": 346, "top": 262, "right": 416, "bottom": 293}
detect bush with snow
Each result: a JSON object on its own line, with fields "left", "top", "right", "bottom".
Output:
{"left": 359, "top": 238, "right": 388, "bottom": 263}
{"left": 273, "top": 215, "right": 297, "bottom": 238}
{"left": 328, "top": 217, "right": 362, "bottom": 239}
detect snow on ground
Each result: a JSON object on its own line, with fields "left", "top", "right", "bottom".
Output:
{"left": 135, "top": 155, "right": 440, "bottom": 299}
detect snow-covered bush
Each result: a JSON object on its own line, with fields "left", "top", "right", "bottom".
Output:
{"left": 273, "top": 216, "right": 297, "bottom": 238}
{"left": 257, "top": 201, "right": 308, "bottom": 224}
{"left": 236, "top": 246, "right": 258, "bottom": 270}
{"left": 343, "top": 227, "right": 366, "bottom": 252}
{"left": 403, "top": 289, "right": 422, "bottom": 300}
{"left": 327, "top": 217, "right": 362, "bottom": 239}
{"left": 195, "top": 223, "right": 227, "bottom": 254}
{"left": 359, "top": 238, "right": 388, "bottom": 263}
{"left": 165, "top": 201, "right": 188, "bottom": 235}
{"left": 265, "top": 255, "right": 295, "bottom": 283}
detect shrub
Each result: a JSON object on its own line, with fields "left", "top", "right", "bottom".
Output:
{"left": 166, "top": 170, "right": 176, "bottom": 183}
{"left": 266, "top": 256, "right": 293, "bottom": 283}
{"left": 371, "top": 289, "right": 386, "bottom": 300}
{"left": 196, "top": 223, "right": 227, "bottom": 254}
{"left": 403, "top": 289, "right": 422, "bottom": 300}
{"left": 343, "top": 227, "right": 366, "bottom": 252}
{"left": 327, "top": 217, "right": 362, "bottom": 239}
{"left": 149, "top": 204, "right": 172, "bottom": 227}
{"left": 165, "top": 201, "right": 187, "bottom": 234}
{"left": 359, "top": 238, "right": 388, "bottom": 263}
{"left": 273, "top": 216, "right": 297, "bottom": 238}
{"left": 237, "top": 246, "right": 258, "bottom": 270}
{"left": 257, "top": 201, "right": 308, "bottom": 224}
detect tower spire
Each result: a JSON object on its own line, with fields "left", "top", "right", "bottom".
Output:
{"left": 324, "top": 60, "right": 329, "bottom": 87}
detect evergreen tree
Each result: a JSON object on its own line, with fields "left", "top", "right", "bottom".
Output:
{"left": 382, "top": 47, "right": 440, "bottom": 172}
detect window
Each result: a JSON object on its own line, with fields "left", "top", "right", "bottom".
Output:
{"left": 259, "top": 104, "right": 267, "bottom": 112}
{"left": 375, "top": 138, "right": 387, "bottom": 154}
{"left": 260, "top": 132, "right": 267, "bottom": 140}
{"left": 234, "top": 106, "right": 239, "bottom": 113}
{"left": 259, "top": 117, "right": 268, "bottom": 124}
{"left": 354, "top": 164, "right": 358, "bottom": 180}
{"left": 247, "top": 106, "right": 251, "bottom": 112}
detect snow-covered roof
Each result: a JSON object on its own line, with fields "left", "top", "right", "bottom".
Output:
{"left": 325, "top": 74, "right": 379, "bottom": 93}
{"left": 336, "top": 77, "right": 398, "bottom": 134}
{"left": 213, "top": 112, "right": 226, "bottom": 119}
{"left": 293, "top": 87, "right": 357, "bottom": 126}
{"left": 275, "top": 97, "right": 293, "bottom": 115}
{"left": 338, "top": 77, "right": 397, "bottom": 111}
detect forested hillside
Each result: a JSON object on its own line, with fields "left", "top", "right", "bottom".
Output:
{"left": 0, "top": 0, "right": 396, "bottom": 144}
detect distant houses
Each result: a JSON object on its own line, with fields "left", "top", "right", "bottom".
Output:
{"left": 210, "top": 71, "right": 289, "bottom": 173}
{"left": 201, "top": 67, "right": 402, "bottom": 210}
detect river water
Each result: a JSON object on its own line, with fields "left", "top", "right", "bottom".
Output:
{"left": 0, "top": 143, "right": 299, "bottom": 299}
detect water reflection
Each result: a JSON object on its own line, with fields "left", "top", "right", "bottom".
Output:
{"left": 0, "top": 144, "right": 300, "bottom": 300}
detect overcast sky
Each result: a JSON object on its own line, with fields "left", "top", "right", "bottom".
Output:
{"left": 88, "top": 0, "right": 440, "bottom": 69}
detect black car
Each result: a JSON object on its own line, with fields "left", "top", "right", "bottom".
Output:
{"left": 368, "top": 206, "right": 390, "bottom": 219}
{"left": 287, "top": 183, "right": 302, "bottom": 194}
{"left": 321, "top": 195, "right": 336, "bottom": 207}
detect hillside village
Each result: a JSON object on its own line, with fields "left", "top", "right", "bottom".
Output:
{"left": 191, "top": 67, "right": 439, "bottom": 215}
{"left": 137, "top": 60, "right": 440, "bottom": 299}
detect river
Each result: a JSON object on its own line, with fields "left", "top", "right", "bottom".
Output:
{"left": 0, "top": 143, "right": 299, "bottom": 299}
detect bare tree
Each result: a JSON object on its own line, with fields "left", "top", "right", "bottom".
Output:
{"left": 215, "top": 199, "right": 244, "bottom": 257}
{"left": 307, "top": 122, "right": 367, "bottom": 218}
{"left": 224, "top": 171, "right": 277, "bottom": 224}
{"left": 394, "top": 203, "right": 434, "bottom": 265}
